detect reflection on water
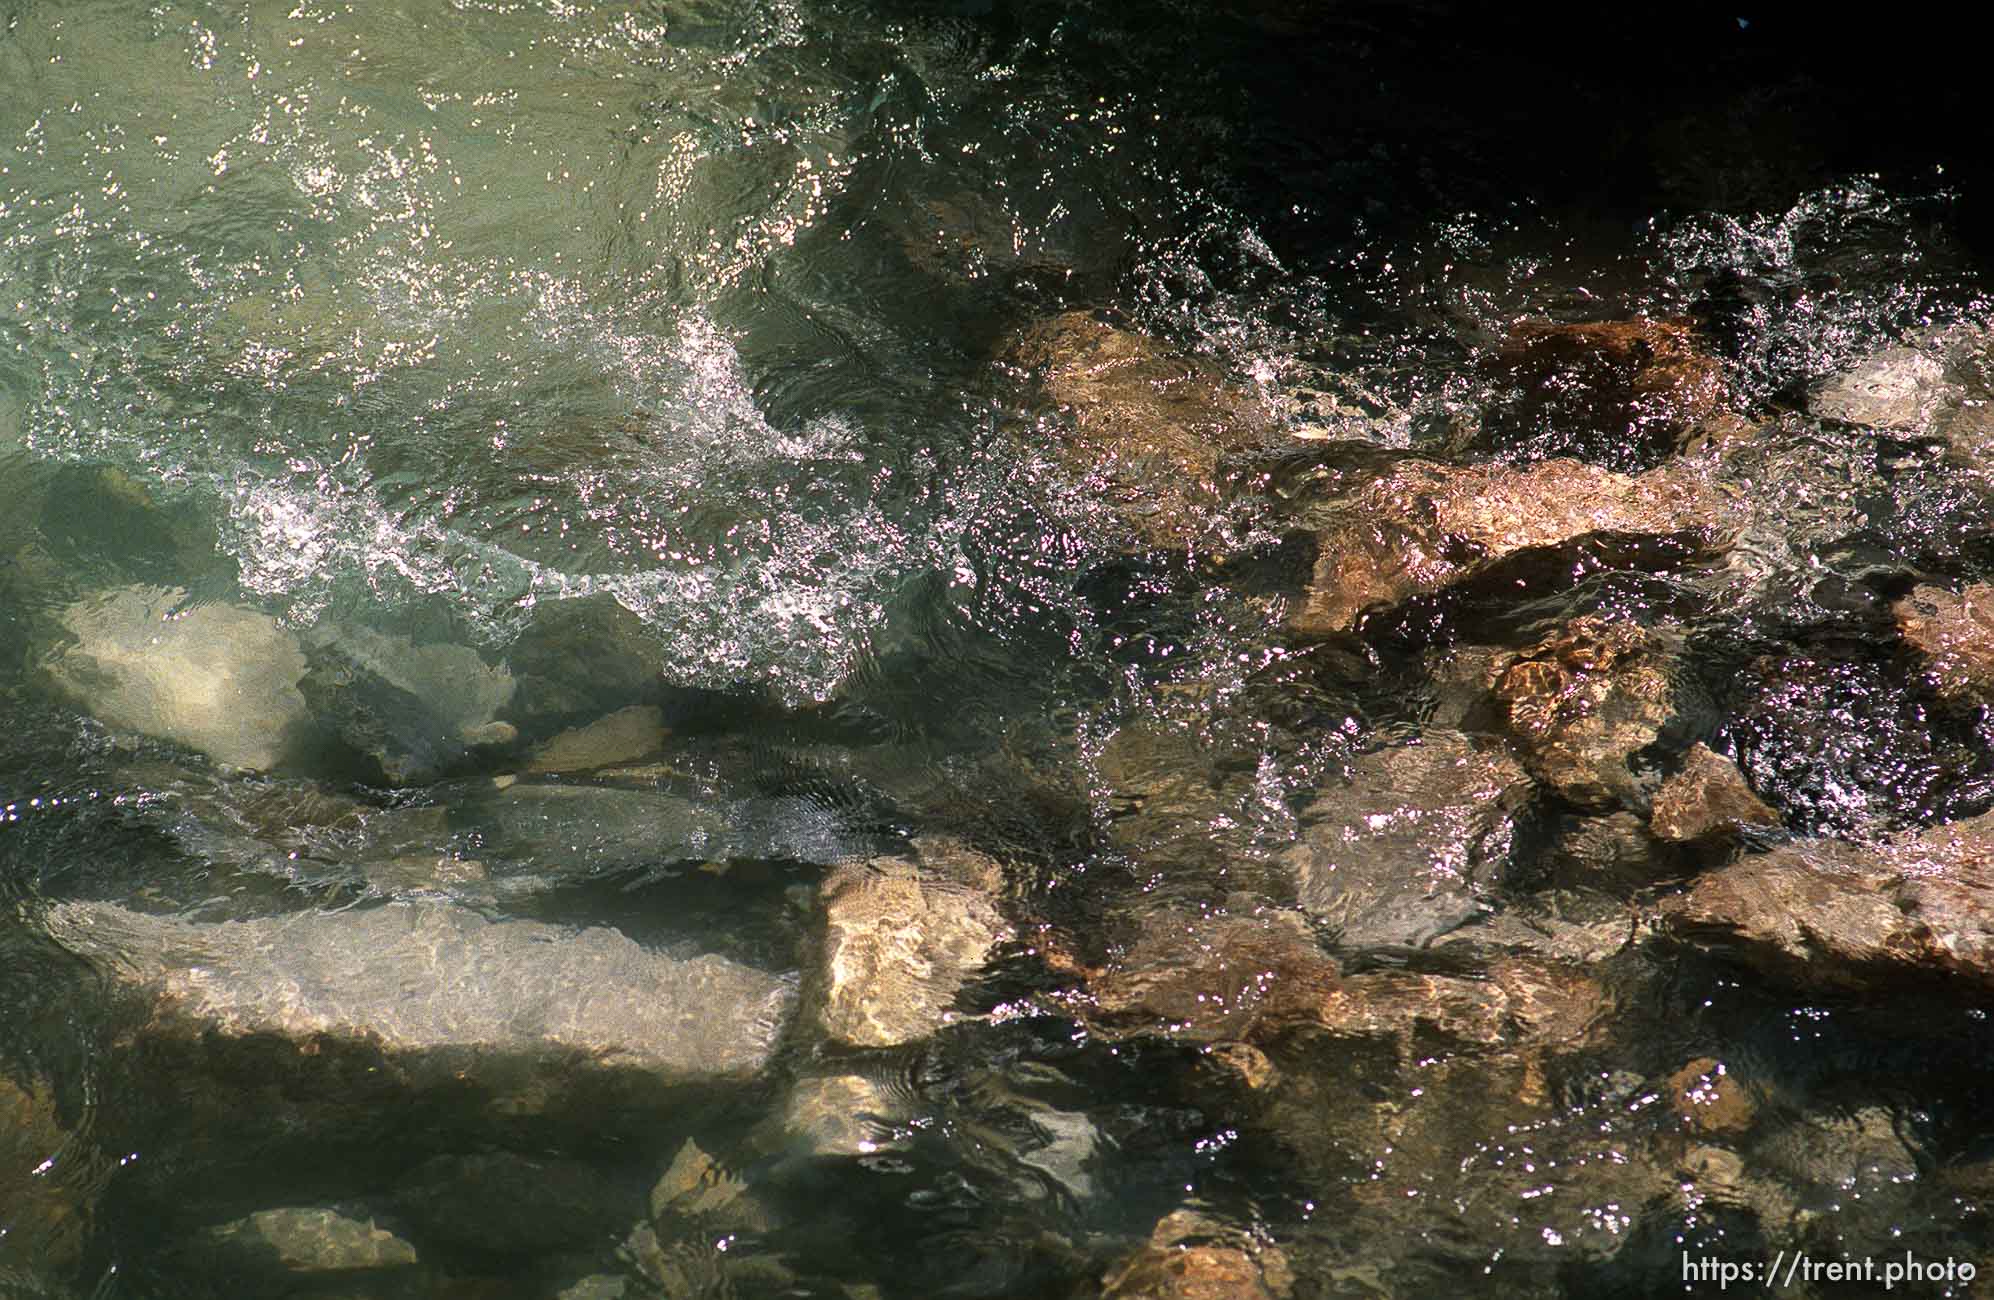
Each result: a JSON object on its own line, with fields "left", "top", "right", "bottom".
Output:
{"left": 4, "top": 0, "right": 1994, "bottom": 1296}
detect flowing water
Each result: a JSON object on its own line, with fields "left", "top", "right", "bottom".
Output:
{"left": 4, "top": 1, "right": 1994, "bottom": 1296}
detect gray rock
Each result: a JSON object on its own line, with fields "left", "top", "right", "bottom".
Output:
{"left": 38, "top": 585, "right": 312, "bottom": 771}
{"left": 1283, "top": 732, "right": 1529, "bottom": 948}
{"left": 44, "top": 899, "right": 794, "bottom": 1080}
{"left": 302, "top": 622, "right": 514, "bottom": 740}
{"left": 201, "top": 1206, "right": 419, "bottom": 1274}
{"left": 299, "top": 623, "right": 517, "bottom": 784}
{"left": 469, "top": 780, "right": 878, "bottom": 875}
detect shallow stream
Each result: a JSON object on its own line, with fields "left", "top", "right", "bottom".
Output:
{"left": 5, "top": 2, "right": 1994, "bottom": 1296}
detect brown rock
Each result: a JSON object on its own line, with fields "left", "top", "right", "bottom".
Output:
{"left": 1662, "top": 809, "right": 1994, "bottom": 991}
{"left": 1291, "top": 458, "right": 1732, "bottom": 634}
{"left": 1665, "top": 1057, "right": 1757, "bottom": 1138}
{"left": 1283, "top": 732, "right": 1530, "bottom": 948}
{"left": 1895, "top": 583, "right": 1994, "bottom": 699}
{"left": 1495, "top": 617, "right": 1679, "bottom": 808}
{"left": 1651, "top": 743, "right": 1779, "bottom": 842}
{"left": 1483, "top": 317, "right": 1736, "bottom": 463}
{"left": 1009, "top": 312, "right": 1277, "bottom": 549}
{"left": 1077, "top": 910, "right": 1608, "bottom": 1053}
{"left": 1101, "top": 1210, "right": 1294, "bottom": 1300}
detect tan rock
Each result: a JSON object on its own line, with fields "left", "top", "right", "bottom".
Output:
{"left": 1495, "top": 617, "right": 1679, "bottom": 808}
{"left": 1009, "top": 312, "right": 1276, "bottom": 549}
{"left": 1292, "top": 458, "right": 1732, "bottom": 634}
{"left": 1651, "top": 743, "right": 1779, "bottom": 842}
{"left": 527, "top": 705, "right": 667, "bottom": 773}
{"left": 813, "top": 847, "right": 1011, "bottom": 1048}
{"left": 1895, "top": 583, "right": 1994, "bottom": 699}
{"left": 1, "top": 1073, "right": 91, "bottom": 1279}
{"left": 1077, "top": 910, "right": 1609, "bottom": 1053}
{"left": 203, "top": 1207, "right": 419, "bottom": 1273}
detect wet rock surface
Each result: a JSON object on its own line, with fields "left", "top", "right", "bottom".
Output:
{"left": 1289, "top": 458, "right": 1733, "bottom": 634}
{"left": 1283, "top": 731, "right": 1529, "bottom": 948}
{"left": 1808, "top": 324, "right": 1994, "bottom": 442}
{"left": 1068, "top": 909, "right": 1610, "bottom": 1054}
{"left": 1662, "top": 810, "right": 1994, "bottom": 992}
{"left": 1895, "top": 583, "right": 1994, "bottom": 699}
{"left": 1100, "top": 1209, "right": 1295, "bottom": 1300}
{"left": 0, "top": 1073, "right": 91, "bottom": 1280}
{"left": 198, "top": 1206, "right": 420, "bottom": 1275}
{"left": 9, "top": 4, "right": 1994, "bottom": 1293}
{"left": 527, "top": 705, "right": 668, "bottom": 773}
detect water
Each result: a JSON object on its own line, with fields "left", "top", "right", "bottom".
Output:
{"left": 5, "top": 1, "right": 1994, "bottom": 1295}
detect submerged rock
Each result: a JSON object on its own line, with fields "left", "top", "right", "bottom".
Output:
{"left": 0, "top": 1073, "right": 91, "bottom": 1280}
{"left": 38, "top": 585, "right": 311, "bottom": 772}
{"left": 810, "top": 839, "right": 1010, "bottom": 1048}
{"left": 392, "top": 1151, "right": 640, "bottom": 1257}
{"left": 1100, "top": 1209, "right": 1295, "bottom": 1300}
{"left": 503, "top": 594, "right": 666, "bottom": 731}
{"left": 1493, "top": 616, "right": 1679, "bottom": 808}
{"left": 1894, "top": 583, "right": 1994, "bottom": 700}
{"left": 299, "top": 622, "right": 518, "bottom": 784}
{"left": 1649, "top": 743, "right": 1779, "bottom": 842}
{"left": 1479, "top": 317, "right": 1740, "bottom": 469}
{"left": 1661, "top": 810, "right": 1994, "bottom": 992}
{"left": 1283, "top": 731, "right": 1529, "bottom": 948}
{"left": 1009, "top": 312, "right": 1278, "bottom": 549}
{"left": 199, "top": 1206, "right": 419, "bottom": 1275}
{"left": 527, "top": 705, "right": 667, "bottom": 773}
{"left": 1069, "top": 910, "right": 1609, "bottom": 1053}
{"left": 1290, "top": 458, "right": 1732, "bottom": 634}
{"left": 1664, "top": 1058, "right": 1758, "bottom": 1139}
{"left": 44, "top": 899, "right": 794, "bottom": 1080}
{"left": 467, "top": 779, "right": 880, "bottom": 876}
{"left": 1810, "top": 342, "right": 1952, "bottom": 431}
{"left": 1807, "top": 323, "right": 1994, "bottom": 455}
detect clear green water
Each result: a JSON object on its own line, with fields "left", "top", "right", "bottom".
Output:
{"left": 5, "top": 1, "right": 1994, "bottom": 1297}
